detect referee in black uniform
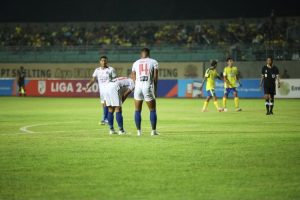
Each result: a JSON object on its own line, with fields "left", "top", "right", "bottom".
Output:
{"left": 260, "top": 57, "right": 280, "bottom": 115}
{"left": 17, "top": 66, "right": 26, "bottom": 96}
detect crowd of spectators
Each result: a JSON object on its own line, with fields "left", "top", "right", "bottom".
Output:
{"left": 0, "top": 16, "right": 299, "bottom": 48}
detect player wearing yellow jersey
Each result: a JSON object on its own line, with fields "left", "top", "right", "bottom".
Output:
{"left": 222, "top": 57, "right": 242, "bottom": 112}
{"left": 200, "top": 60, "right": 223, "bottom": 112}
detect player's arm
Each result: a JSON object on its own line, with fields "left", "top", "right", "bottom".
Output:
{"left": 276, "top": 74, "right": 280, "bottom": 88}
{"left": 111, "top": 68, "right": 117, "bottom": 80}
{"left": 153, "top": 68, "right": 158, "bottom": 97}
{"left": 260, "top": 67, "right": 264, "bottom": 89}
{"left": 200, "top": 76, "right": 207, "bottom": 90}
{"left": 84, "top": 77, "right": 96, "bottom": 92}
{"left": 223, "top": 69, "right": 231, "bottom": 87}
{"left": 16, "top": 71, "right": 20, "bottom": 82}
{"left": 131, "top": 71, "right": 136, "bottom": 83}
{"left": 223, "top": 75, "right": 232, "bottom": 87}
{"left": 236, "top": 70, "right": 242, "bottom": 87}
{"left": 260, "top": 75, "right": 264, "bottom": 89}
{"left": 122, "top": 89, "right": 133, "bottom": 103}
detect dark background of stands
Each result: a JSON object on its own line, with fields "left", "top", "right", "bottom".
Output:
{"left": 0, "top": 0, "right": 299, "bottom": 62}
{"left": 0, "top": 0, "right": 299, "bottom": 22}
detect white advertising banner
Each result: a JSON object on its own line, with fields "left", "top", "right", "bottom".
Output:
{"left": 277, "top": 79, "right": 300, "bottom": 98}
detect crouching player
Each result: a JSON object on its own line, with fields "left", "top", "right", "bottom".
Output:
{"left": 105, "top": 77, "right": 135, "bottom": 135}
{"left": 200, "top": 60, "right": 223, "bottom": 112}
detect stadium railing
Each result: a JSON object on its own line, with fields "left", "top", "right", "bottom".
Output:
{"left": 0, "top": 44, "right": 299, "bottom": 63}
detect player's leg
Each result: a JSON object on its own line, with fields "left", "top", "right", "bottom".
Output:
{"left": 20, "top": 82, "right": 26, "bottom": 96}
{"left": 100, "top": 91, "right": 109, "bottom": 125}
{"left": 113, "top": 88, "right": 126, "bottom": 134}
{"left": 135, "top": 100, "right": 143, "bottom": 136}
{"left": 103, "top": 102, "right": 109, "bottom": 123}
{"left": 269, "top": 94, "right": 275, "bottom": 115}
{"left": 22, "top": 81, "right": 26, "bottom": 96}
{"left": 210, "top": 89, "right": 222, "bottom": 112}
{"left": 233, "top": 89, "right": 241, "bottom": 111}
{"left": 107, "top": 106, "right": 117, "bottom": 134}
{"left": 115, "top": 106, "right": 125, "bottom": 134}
{"left": 18, "top": 81, "right": 22, "bottom": 96}
{"left": 202, "top": 89, "right": 212, "bottom": 112}
{"left": 213, "top": 95, "right": 223, "bottom": 112}
{"left": 202, "top": 95, "right": 211, "bottom": 112}
{"left": 99, "top": 86, "right": 108, "bottom": 124}
{"left": 264, "top": 94, "right": 270, "bottom": 115}
{"left": 264, "top": 84, "right": 271, "bottom": 115}
{"left": 223, "top": 88, "right": 229, "bottom": 111}
{"left": 134, "top": 86, "right": 143, "bottom": 136}
{"left": 145, "top": 99, "right": 158, "bottom": 136}
{"left": 144, "top": 86, "right": 158, "bottom": 135}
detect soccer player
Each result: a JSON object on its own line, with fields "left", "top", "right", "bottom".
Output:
{"left": 105, "top": 77, "right": 135, "bottom": 135}
{"left": 84, "top": 56, "right": 116, "bottom": 124}
{"left": 260, "top": 57, "right": 280, "bottom": 115}
{"left": 17, "top": 66, "right": 26, "bottom": 96}
{"left": 200, "top": 60, "right": 223, "bottom": 112}
{"left": 131, "top": 48, "right": 158, "bottom": 136}
{"left": 222, "top": 57, "right": 242, "bottom": 112}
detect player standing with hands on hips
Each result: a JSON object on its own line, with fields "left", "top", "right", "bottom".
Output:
{"left": 132, "top": 48, "right": 159, "bottom": 136}
{"left": 17, "top": 66, "right": 26, "bottom": 96}
{"left": 84, "top": 56, "right": 116, "bottom": 124}
{"left": 222, "top": 57, "right": 242, "bottom": 112}
{"left": 260, "top": 57, "right": 280, "bottom": 115}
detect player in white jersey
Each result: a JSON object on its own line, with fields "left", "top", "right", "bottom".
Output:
{"left": 84, "top": 56, "right": 116, "bottom": 125}
{"left": 131, "top": 48, "right": 159, "bottom": 136}
{"left": 104, "top": 77, "right": 135, "bottom": 135}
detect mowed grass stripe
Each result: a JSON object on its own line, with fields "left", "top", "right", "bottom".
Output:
{"left": 0, "top": 97, "right": 299, "bottom": 200}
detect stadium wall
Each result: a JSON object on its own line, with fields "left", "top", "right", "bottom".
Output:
{"left": 0, "top": 62, "right": 203, "bottom": 80}
{"left": 1, "top": 78, "right": 299, "bottom": 98}
{"left": 1, "top": 61, "right": 300, "bottom": 79}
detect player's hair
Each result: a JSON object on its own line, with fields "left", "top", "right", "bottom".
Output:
{"left": 226, "top": 57, "right": 233, "bottom": 62}
{"left": 141, "top": 48, "right": 150, "bottom": 56}
{"left": 99, "top": 55, "right": 108, "bottom": 60}
{"left": 211, "top": 60, "right": 218, "bottom": 67}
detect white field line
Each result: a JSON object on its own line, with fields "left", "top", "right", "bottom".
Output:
{"left": 16, "top": 121, "right": 133, "bottom": 135}
{"left": 19, "top": 121, "right": 80, "bottom": 134}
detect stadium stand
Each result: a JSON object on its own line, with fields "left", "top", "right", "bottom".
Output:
{"left": 0, "top": 17, "right": 299, "bottom": 62}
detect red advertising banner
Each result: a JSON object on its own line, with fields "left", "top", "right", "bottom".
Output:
{"left": 25, "top": 80, "right": 99, "bottom": 97}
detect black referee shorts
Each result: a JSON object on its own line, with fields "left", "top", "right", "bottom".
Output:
{"left": 264, "top": 84, "right": 276, "bottom": 95}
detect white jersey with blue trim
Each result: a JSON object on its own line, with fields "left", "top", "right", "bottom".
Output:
{"left": 113, "top": 77, "right": 135, "bottom": 91}
{"left": 132, "top": 58, "right": 158, "bottom": 86}
{"left": 92, "top": 66, "right": 116, "bottom": 87}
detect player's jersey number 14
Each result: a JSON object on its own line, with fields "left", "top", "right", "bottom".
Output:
{"left": 139, "top": 63, "right": 149, "bottom": 82}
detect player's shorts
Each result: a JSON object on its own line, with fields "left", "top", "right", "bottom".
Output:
{"left": 206, "top": 89, "right": 216, "bottom": 97}
{"left": 18, "top": 79, "right": 25, "bottom": 87}
{"left": 104, "top": 82, "right": 122, "bottom": 107}
{"left": 264, "top": 84, "right": 276, "bottom": 95}
{"left": 99, "top": 85, "right": 107, "bottom": 103}
{"left": 224, "top": 87, "right": 237, "bottom": 95}
{"left": 134, "top": 84, "right": 155, "bottom": 102}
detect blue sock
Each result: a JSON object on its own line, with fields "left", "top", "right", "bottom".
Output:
{"left": 150, "top": 110, "right": 157, "bottom": 130}
{"left": 116, "top": 112, "right": 124, "bottom": 131}
{"left": 134, "top": 111, "right": 141, "bottom": 130}
{"left": 107, "top": 111, "right": 114, "bottom": 130}
{"left": 103, "top": 106, "right": 108, "bottom": 121}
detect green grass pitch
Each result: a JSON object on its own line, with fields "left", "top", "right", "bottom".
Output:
{"left": 0, "top": 97, "right": 299, "bottom": 200}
